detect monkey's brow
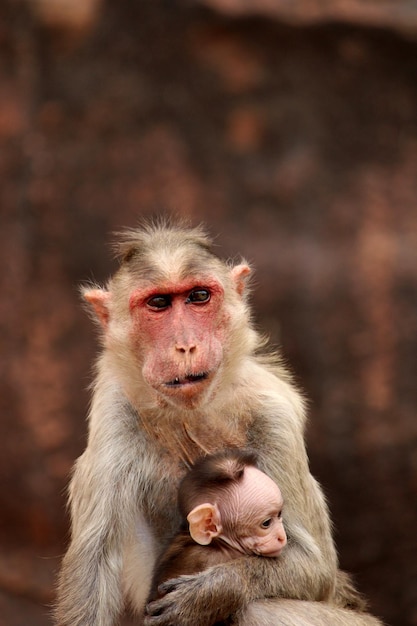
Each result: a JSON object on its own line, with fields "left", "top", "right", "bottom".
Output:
{"left": 258, "top": 501, "right": 284, "bottom": 519}
{"left": 180, "top": 257, "right": 216, "bottom": 278}
{"left": 127, "top": 253, "right": 216, "bottom": 285}
{"left": 126, "top": 261, "right": 166, "bottom": 282}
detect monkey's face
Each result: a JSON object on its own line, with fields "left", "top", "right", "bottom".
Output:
{"left": 127, "top": 276, "right": 230, "bottom": 409}
{"left": 221, "top": 466, "right": 287, "bottom": 557}
{"left": 83, "top": 261, "right": 251, "bottom": 410}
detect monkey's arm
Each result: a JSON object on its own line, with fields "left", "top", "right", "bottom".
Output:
{"left": 145, "top": 541, "right": 332, "bottom": 626}
{"left": 55, "top": 385, "right": 153, "bottom": 626}
{"left": 55, "top": 450, "right": 126, "bottom": 626}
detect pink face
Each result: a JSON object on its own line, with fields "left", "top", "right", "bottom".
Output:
{"left": 83, "top": 264, "right": 250, "bottom": 409}
{"left": 128, "top": 277, "right": 228, "bottom": 407}
{"left": 221, "top": 466, "right": 287, "bottom": 557}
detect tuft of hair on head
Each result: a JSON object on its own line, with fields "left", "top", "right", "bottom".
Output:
{"left": 111, "top": 216, "right": 215, "bottom": 266}
{"left": 178, "top": 448, "right": 258, "bottom": 517}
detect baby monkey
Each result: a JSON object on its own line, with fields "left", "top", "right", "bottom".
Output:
{"left": 149, "top": 448, "right": 287, "bottom": 601}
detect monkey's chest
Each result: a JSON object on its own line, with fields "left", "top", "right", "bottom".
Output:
{"left": 140, "top": 416, "right": 250, "bottom": 540}
{"left": 144, "top": 417, "right": 249, "bottom": 469}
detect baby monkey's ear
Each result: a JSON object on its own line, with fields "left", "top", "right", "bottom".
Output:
{"left": 187, "top": 503, "right": 223, "bottom": 546}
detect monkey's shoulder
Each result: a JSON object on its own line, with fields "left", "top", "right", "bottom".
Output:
{"left": 226, "top": 356, "right": 306, "bottom": 422}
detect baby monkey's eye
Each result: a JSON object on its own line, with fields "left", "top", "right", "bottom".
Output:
{"left": 261, "top": 518, "right": 272, "bottom": 529}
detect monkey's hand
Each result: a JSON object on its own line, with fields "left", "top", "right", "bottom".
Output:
{"left": 144, "top": 567, "right": 245, "bottom": 626}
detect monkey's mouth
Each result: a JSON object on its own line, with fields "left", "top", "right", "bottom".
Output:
{"left": 165, "top": 372, "right": 209, "bottom": 387}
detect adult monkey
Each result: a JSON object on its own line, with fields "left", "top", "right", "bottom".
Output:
{"left": 55, "top": 220, "right": 382, "bottom": 626}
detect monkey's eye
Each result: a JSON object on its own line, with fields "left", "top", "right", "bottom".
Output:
{"left": 187, "top": 289, "right": 210, "bottom": 304}
{"left": 261, "top": 518, "right": 272, "bottom": 529}
{"left": 147, "top": 295, "right": 172, "bottom": 310}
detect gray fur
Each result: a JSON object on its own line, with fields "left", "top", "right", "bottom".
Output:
{"left": 55, "top": 222, "right": 382, "bottom": 626}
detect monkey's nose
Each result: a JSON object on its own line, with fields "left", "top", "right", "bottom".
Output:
{"left": 175, "top": 343, "right": 197, "bottom": 354}
{"left": 278, "top": 532, "right": 287, "bottom": 548}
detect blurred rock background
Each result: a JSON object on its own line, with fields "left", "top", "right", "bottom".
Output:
{"left": 0, "top": 1, "right": 416, "bottom": 624}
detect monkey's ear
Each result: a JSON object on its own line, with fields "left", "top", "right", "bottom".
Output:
{"left": 231, "top": 264, "right": 251, "bottom": 297}
{"left": 83, "top": 288, "right": 111, "bottom": 330}
{"left": 187, "top": 503, "right": 222, "bottom": 546}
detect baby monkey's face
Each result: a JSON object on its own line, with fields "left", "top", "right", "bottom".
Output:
{"left": 221, "top": 465, "right": 287, "bottom": 558}
{"left": 186, "top": 463, "right": 287, "bottom": 557}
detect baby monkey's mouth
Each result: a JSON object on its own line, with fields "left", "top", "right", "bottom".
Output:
{"left": 165, "top": 372, "right": 208, "bottom": 386}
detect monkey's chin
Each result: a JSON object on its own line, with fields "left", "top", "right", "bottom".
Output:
{"left": 249, "top": 542, "right": 286, "bottom": 557}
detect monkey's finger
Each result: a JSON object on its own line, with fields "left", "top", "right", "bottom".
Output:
{"left": 157, "top": 574, "right": 190, "bottom": 595}
{"left": 143, "top": 612, "right": 168, "bottom": 625}
{"left": 144, "top": 600, "right": 178, "bottom": 626}
{"left": 158, "top": 574, "right": 197, "bottom": 595}
{"left": 145, "top": 596, "right": 174, "bottom": 617}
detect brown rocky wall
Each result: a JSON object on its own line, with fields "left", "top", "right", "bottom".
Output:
{"left": 0, "top": 1, "right": 416, "bottom": 624}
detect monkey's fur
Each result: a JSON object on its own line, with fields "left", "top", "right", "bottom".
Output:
{"left": 55, "top": 220, "right": 383, "bottom": 626}
{"left": 148, "top": 448, "right": 286, "bottom": 601}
